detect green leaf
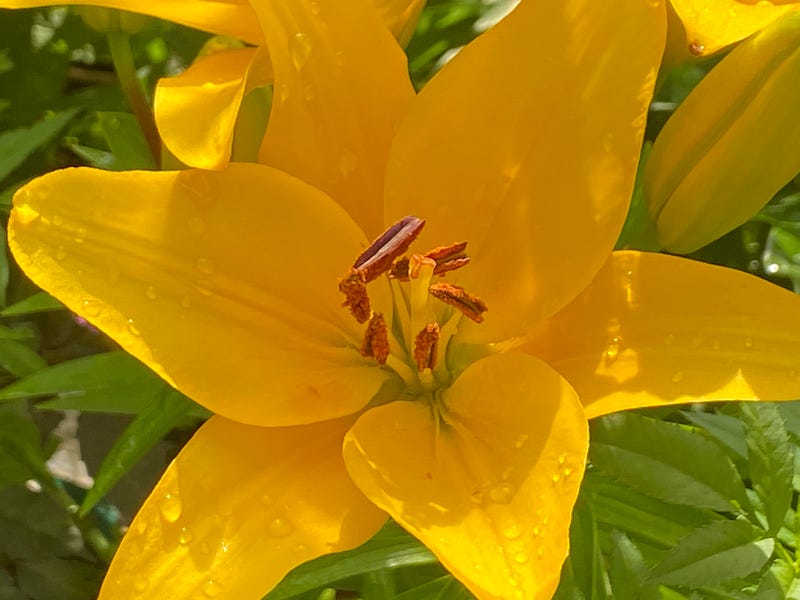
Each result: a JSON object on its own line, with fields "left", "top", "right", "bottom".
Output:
{"left": 394, "top": 577, "right": 474, "bottom": 600}
{"left": 0, "top": 108, "right": 79, "bottom": 182}
{"left": 266, "top": 522, "right": 436, "bottom": 600}
{"left": 569, "top": 493, "right": 607, "bottom": 600}
{"left": 757, "top": 558, "right": 795, "bottom": 599}
{"left": 682, "top": 410, "right": 747, "bottom": 459}
{"left": 16, "top": 556, "right": 101, "bottom": 600}
{"left": 553, "top": 557, "right": 586, "bottom": 600}
{"left": 742, "top": 403, "right": 793, "bottom": 535}
{"left": 66, "top": 143, "right": 115, "bottom": 169}
{"left": 0, "top": 339, "right": 46, "bottom": 377}
{"left": 608, "top": 531, "right": 659, "bottom": 600}
{"left": 80, "top": 389, "right": 195, "bottom": 514}
{"left": 776, "top": 400, "right": 800, "bottom": 443}
{"left": 96, "top": 111, "right": 156, "bottom": 170}
{"left": 648, "top": 520, "right": 774, "bottom": 586}
{"left": 0, "top": 351, "right": 165, "bottom": 413}
{"left": 0, "top": 291, "right": 64, "bottom": 316}
{"left": 0, "top": 404, "right": 48, "bottom": 487}
{"left": 590, "top": 413, "right": 748, "bottom": 511}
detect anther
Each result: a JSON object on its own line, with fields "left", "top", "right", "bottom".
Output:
{"left": 339, "top": 269, "right": 371, "bottom": 323}
{"left": 352, "top": 216, "right": 425, "bottom": 283}
{"left": 361, "top": 313, "right": 390, "bottom": 364}
{"left": 413, "top": 323, "right": 440, "bottom": 371}
{"left": 429, "top": 282, "right": 488, "bottom": 323}
{"left": 391, "top": 241, "right": 470, "bottom": 280}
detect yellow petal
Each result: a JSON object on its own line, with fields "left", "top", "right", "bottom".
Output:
{"left": 9, "top": 164, "right": 397, "bottom": 427}
{"left": 100, "top": 415, "right": 386, "bottom": 600}
{"left": 344, "top": 353, "right": 588, "bottom": 600}
{"left": 383, "top": 0, "right": 665, "bottom": 345}
{"left": 670, "top": 0, "right": 799, "bottom": 56}
{"left": 1, "top": 0, "right": 264, "bottom": 44}
{"left": 645, "top": 12, "right": 800, "bottom": 254}
{"left": 372, "top": 0, "right": 426, "bottom": 46}
{"left": 155, "top": 46, "right": 272, "bottom": 170}
{"left": 527, "top": 251, "right": 800, "bottom": 420}
{"left": 253, "top": 0, "right": 415, "bottom": 237}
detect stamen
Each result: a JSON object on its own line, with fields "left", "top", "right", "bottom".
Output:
{"left": 338, "top": 269, "right": 371, "bottom": 323}
{"left": 352, "top": 216, "right": 425, "bottom": 283}
{"left": 361, "top": 313, "right": 390, "bottom": 365}
{"left": 429, "top": 282, "right": 488, "bottom": 323}
{"left": 413, "top": 323, "right": 440, "bottom": 371}
{"left": 390, "top": 241, "right": 470, "bottom": 280}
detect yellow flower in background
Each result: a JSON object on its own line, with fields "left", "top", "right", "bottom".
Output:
{"left": 8, "top": 1, "right": 800, "bottom": 600}
{"left": 667, "top": 0, "right": 800, "bottom": 58}
{"left": 645, "top": 11, "right": 800, "bottom": 254}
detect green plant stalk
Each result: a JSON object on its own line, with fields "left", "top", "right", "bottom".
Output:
{"left": 106, "top": 28, "right": 161, "bottom": 165}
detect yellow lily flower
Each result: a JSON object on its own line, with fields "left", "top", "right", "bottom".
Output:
{"left": 8, "top": 1, "right": 800, "bottom": 599}
{"left": 668, "top": 0, "right": 800, "bottom": 57}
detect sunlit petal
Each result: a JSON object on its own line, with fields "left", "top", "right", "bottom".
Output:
{"left": 384, "top": 0, "right": 665, "bottom": 345}
{"left": 100, "top": 415, "right": 386, "bottom": 600}
{"left": 254, "top": 0, "right": 415, "bottom": 236}
{"left": 0, "top": 0, "right": 263, "bottom": 44}
{"left": 155, "top": 46, "right": 272, "bottom": 170}
{"left": 9, "top": 164, "right": 396, "bottom": 426}
{"left": 670, "top": 0, "right": 799, "bottom": 56}
{"left": 527, "top": 251, "right": 800, "bottom": 419}
{"left": 372, "top": 0, "right": 426, "bottom": 46}
{"left": 344, "top": 353, "right": 588, "bottom": 600}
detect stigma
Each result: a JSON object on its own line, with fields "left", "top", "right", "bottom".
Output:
{"left": 339, "top": 216, "right": 487, "bottom": 389}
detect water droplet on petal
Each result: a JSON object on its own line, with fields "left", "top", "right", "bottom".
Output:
{"left": 279, "top": 84, "right": 290, "bottom": 103}
{"left": 470, "top": 490, "right": 484, "bottom": 505}
{"left": 303, "top": 83, "right": 315, "bottom": 101}
{"left": 502, "top": 523, "right": 521, "bottom": 540}
{"left": 159, "top": 492, "right": 182, "bottom": 523}
{"left": 81, "top": 298, "right": 101, "bottom": 317}
{"left": 52, "top": 215, "right": 63, "bottom": 226}
{"left": 266, "top": 516, "right": 293, "bottom": 537}
{"left": 337, "top": 149, "right": 359, "bottom": 177}
{"left": 551, "top": 473, "right": 561, "bottom": 484}
{"left": 290, "top": 32, "right": 312, "bottom": 70}
{"left": 260, "top": 494, "right": 273, "bottom": 506}
{"left": 488, "top": 483, "right": 514, "bottom": 504}
{"left": 74, "top": 226, "right": 87, "bottom": 243}
{"left": 513, "top": 551, "right": 529, "bottom": 564}
{"left": 134, "top": 578, "right": 149, "bottom": 593}
{"left": 309, "top": 1, "right": 320, "bottom": 14}
{"left": 145, "top": 286, "right": 158, "bottom": 301}
{"left": 196, "top": 286, "right": 214, "bottom": 297}
{"left": 563, "top": 467, "right": 573, "bottom": 478}
{"left": 604, "top": 336, "right": 623, "bottom": 366}
{"left": 744, "top": 336, "right": 754, "bottom": 350}
{"left": 202, "top": 579, "right": 222, "bottom": 597}
{"left": 179, "top": 526, "right": 193, "bottom": 545}
{"left": 514, "top": 434, "right": 528, "bottom": 449}
{"left": 55, "top": 245, "right": 67, "bottom": 261}
{"left": 558, "top": 453, "right": 567, "bottom": 465}
{"left": 196, "top": 257, "right": 214, "bottom": 275}
{"left": 671, "top": 371, "right": 684, "bottom": 383}
{"left": 127, "top": 318, "right": 140, "bottom": 336}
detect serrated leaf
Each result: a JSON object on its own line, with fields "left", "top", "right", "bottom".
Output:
{"left": 777, "top": 401, "right": 800, "bottom": 443}
{"left": 648, "top": 520, "right": 774, "bottom": 586}
{"left": 80, "top": 389, "right": 195, "bottom": 514}
{"left": 742, "top": 403, "right": 793, "bottom": 535}
{"left": 757, "top": 557, "right": 794, "bottom": 599}
{"left": 609, "top": 531, "right": 660, "bottom": 600}
{"left": 0, "top": 291, "right": 63, "bottom": 316}
{"left": 266, "top": 522, "right": 436, "bottom": 600}
{"left": 96, "top": 111, "right": 156, "bottom": 170}
{"left": 590, "top": 413, "right": 748, "bottom": 511}
{"left": 0, "top": 351, "right": 165, "bottom": 412}
{"left": 0, "top": 108, "right": 79, "bottom": 182}
{"left": 682, "top": 410, "right": 747, "bottom": 459}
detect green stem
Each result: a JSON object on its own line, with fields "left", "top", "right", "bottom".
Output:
{"left": 106, "top": 27, "right": 161, "bottom": 165}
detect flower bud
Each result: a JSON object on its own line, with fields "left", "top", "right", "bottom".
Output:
{"left": 644, "top": 11, "right": 800, "bottom": 253}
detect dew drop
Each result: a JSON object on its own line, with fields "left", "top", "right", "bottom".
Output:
{"left": 145, "top": 286, "right": 158, "bottom": 301}
{"left": 188, "top": 217, "right": 206, "bottom": 236}
{"left": 337, "top": 149, "right": 359, "bottom": 177}
{"left": 558, "top": 453, "right": 567, "bottom": 465}
{"left": 159, "top": 492, "right": 182, "bottom": 523}
{"left": 604, "top": 336, "right": 622, "bottom": 366}
{"left": 55, "top": 245, "right": 67, "bottom": 261}
{"left": 196, "top": 286, "right": 214, "bottom": 297}
{"left": 513, "top": 550, "right": 529, "bottom": 564}
{"left": 501, "top": 466, "right": 513, "bottom": 481}
{"left": 537, "top": 547, "right": 544, "bottom": 558}
{"left": 81, "top": 298, "right": 101, "bottom": 317}
{"left": 309, "top": 0, "right": 320, "bottom": 14}
{"left": 766, "top": 263, "right": 780, "bottom": 275}
{"left": 127, "top": 318, "right": 140, "bottom": 336}
{"left": 671, "top": 371, "right": 684, "bottom": 383}
{"left": 196, "top": 257, "right": 214, "bottom": 276}
{"left": 52, "top": 215, "right": 64, "bottom": 226}
{"left": 303, "top": 83, "right": 315, "bottom": 101}
{"left": 533, "top": 524, "right": 541, "bottom": 536}
{"left": 290, "top": 32, "right": 312, "bottom": 70}
{"left": 202, "top": 579, "right": 222, "bottom": 597}
{"left": 74, "top": 226, "right": 87, "bottom": 243}
{"left": 133, "top": 578, "right": 149, "bottom": 593}
{"left": 279, "top": 84, "right": 290, "bottom": 103}
{"left": 563, "top": 467, "right": 573, "bottom": 478}
{"left": 266, "top": 516, "right": 294, "bottom": 537}
{"left": 488, "top": 482, "right": 514, "bottom": 504}
{"left": 260, "top": 493, "right": 273, "bottom": 506}
{"left": 551, "top": 473, "right": 561, "bottom": 484}
{"left": 513, "top": 434, "right": 528, "bottom": 449}
{"left": 502, "top": 523, "right": 521, "bottom": 540}
{"left": 179, "top": 526, "right": 193, "bottom": 545}
{"left": 470, "top": 490, "right": 484, "bottom": 505}
{"left": 744, "top": 336, "right": 754, "bottom": 350}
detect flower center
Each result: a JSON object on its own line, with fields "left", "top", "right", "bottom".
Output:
{"left": 339, "top": 216, "right": 487, "bottom": 393}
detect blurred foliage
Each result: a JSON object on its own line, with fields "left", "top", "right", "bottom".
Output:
{"left": 1, "top": 1, "right": 800, "bottom": 599}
